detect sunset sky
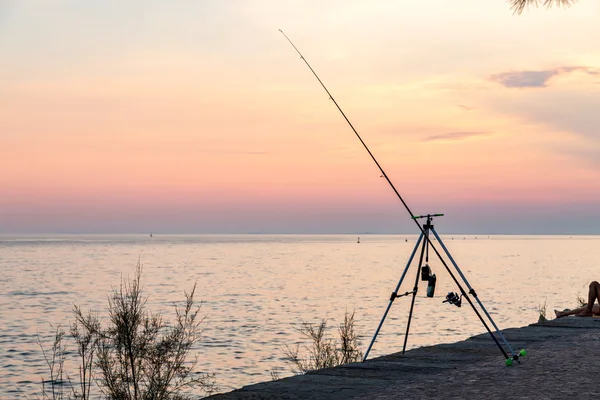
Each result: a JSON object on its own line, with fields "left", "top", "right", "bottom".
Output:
{"left": 1, "top": 1, "right": 599, "bottom": 234}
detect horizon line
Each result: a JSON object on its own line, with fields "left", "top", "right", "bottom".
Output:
{"left": 0, "top": 232, "right": 597, "bottom": 236}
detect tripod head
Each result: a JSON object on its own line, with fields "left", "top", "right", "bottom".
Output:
{"left": 411, "top": 213, "right": 444, "bottom": 227}
{"left": 412, "top": 213, "right": 444, "bottom": 298}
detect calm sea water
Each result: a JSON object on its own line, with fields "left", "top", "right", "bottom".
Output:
{"left": 1, "top": 234, "right": 599, "bottom": 398}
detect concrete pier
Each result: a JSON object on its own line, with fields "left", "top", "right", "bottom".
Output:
{"left": 208, "top": 317, "right": 600, "bottom": 399}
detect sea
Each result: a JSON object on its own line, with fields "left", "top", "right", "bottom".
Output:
{"left": 1, "top": 234, "right": 599, "bottom": 398}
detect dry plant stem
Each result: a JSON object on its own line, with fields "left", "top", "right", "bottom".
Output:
{"left": 37, "top": 326, "right": 67, "bottom": 400}
{"left": 284, "top": 309, "right": 362, "bottom": 374}
{"left": 538, "top": 300, "right": 548, "bottom": 322}
{"left": 108, "top": 269, "right": 144, "bottom": 399}
{"left": 338, "top": 310, "right": 361, "bottom": 365}
{"left": 270, "top": 367, "right": 281, "bottom": 381}
{"left": 71, "top": 307, "right": 100, "bottom": 400}
{"left": 88, "top": 262, "right": 216, "bottom": 398}
{"left": 35, "top": 260, "right": 216, "bottom": 399}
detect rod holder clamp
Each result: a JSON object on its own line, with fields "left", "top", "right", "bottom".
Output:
{"left": 390, "top": 290, "right": 416, "bottom": 301}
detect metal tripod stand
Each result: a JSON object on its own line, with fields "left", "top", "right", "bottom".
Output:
{"left": 363, "top": 214, "right": 525, "bottom": 366}
{"left": 278, "top": 32, "right": 525, "bottom": 367}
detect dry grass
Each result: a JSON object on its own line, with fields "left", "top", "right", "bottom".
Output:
{"left": 283, "top": 310, "right": 362, "bottom": 374}
{"left": 34, "top": 261, "right": 216, "bottom": 399}
{"left": 576, "top": 295, "right": 587, "bottom": 308}
{"left": 537, "top": 300, "right": 548, "bottom": 323}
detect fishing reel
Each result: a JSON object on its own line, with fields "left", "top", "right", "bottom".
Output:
{"left": 443, "top": 292, "right": 462, "bottom": 307}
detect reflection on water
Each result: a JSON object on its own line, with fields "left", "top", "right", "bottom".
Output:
{"left": 1, "top": 234, "right": 599, "bottom": 397}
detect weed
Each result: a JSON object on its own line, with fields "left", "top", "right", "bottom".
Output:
{"left": 283, "top": 309, "right": 362, "bottom": 374}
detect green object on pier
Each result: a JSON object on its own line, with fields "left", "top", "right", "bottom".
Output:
{"left": 505, "top": 358, "right": 513, "bottom": 366}
{"left": 519, "top": 349, "right": 527, "bottom": 357}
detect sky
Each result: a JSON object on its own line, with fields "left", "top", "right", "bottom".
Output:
{"left": 1, "top": 0, "right": 599, "bottom": 234}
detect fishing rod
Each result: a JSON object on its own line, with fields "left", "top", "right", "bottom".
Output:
{"left": 279, "top": 29, "right": 520, "bottom": 363}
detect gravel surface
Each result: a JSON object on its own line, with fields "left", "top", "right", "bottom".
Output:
{"left": 207, "top": 318, "right": 600, "bottom": 400}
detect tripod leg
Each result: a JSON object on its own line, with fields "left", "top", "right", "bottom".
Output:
{"left": 431, "top": 228, "right": 517, "bottom": 358}
{"left": 402, "top": 228, "right": 429, "bottom": 354}
{"left": 423, "top": 230, "right": 509, "bottom": 360}
{"left": 362, "top": 232, "right": 424, "bottom": 362}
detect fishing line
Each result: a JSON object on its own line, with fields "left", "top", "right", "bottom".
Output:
{"left": 279, "top": 29, "right": 514, "bottom": 360}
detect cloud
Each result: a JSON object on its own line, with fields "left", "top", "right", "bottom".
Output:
{"left": 558, "top": 146, "right": 600, "bottom": 169}
{"left": 490, "top": 66, "right": 599, "bottom": 89}
{"left": 422, "top": 131, "right": 490, "bottom": 142}
{"left": 481, "top": 80, "right": 600, "bottom": 170}
{"left": 458, "top": 104, "right": 476, "bottom": 111}
{"left": 491, "top": 89, "right": 599, "bottom": 140}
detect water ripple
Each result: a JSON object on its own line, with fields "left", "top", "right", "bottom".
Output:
{"left": 1, "top": 233, "right": 599, "bottom": 397}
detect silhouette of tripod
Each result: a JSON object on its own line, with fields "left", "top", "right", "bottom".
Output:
{"left": 363, "top": 214, "right": 525, "bottom": 366}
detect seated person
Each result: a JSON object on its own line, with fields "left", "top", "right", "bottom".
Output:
{"left": 555, "top": 281, "right": 600, "bottom": 318}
